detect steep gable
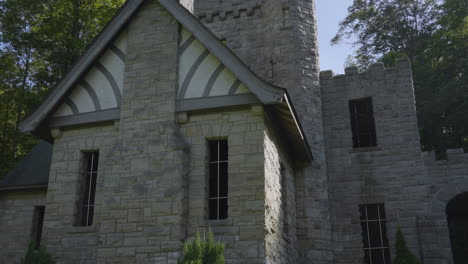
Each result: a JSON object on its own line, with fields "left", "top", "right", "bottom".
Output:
{"left": 52, "top": 31, "right": 127, "bottom": 119}
{"left": 177, "top": 27, "right": 257, "bottom": 111}
{"left": 178, "top": 28, "right": 250, "bottom": 99}
{"left": 19, "top": 0, "right": 285, "bottom": 135}
{"left": 18, "top": 0, "right": 310, "bottom": 160}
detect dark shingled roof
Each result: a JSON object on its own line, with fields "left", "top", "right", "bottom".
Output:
{"left": 0, "top": 141, "right": 52, "bottom": 190}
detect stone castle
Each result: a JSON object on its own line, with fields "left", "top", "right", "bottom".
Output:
{"left": 1, "top": 0, "right": 467, "bottom": 263}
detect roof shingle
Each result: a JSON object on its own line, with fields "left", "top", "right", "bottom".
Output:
{"left": 0, "top": 141, "right": 52, "bottom": 190}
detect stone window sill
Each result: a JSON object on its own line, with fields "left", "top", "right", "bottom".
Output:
{"left": 349, "top": 146, "right": 382, "bottom": 153}
{"left": 66, "top": 225, "right": 98, "bottom": 234}
{"left": 201, "top": 218, "right": 232, "bottom": 227}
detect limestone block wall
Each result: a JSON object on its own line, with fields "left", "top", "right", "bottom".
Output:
{"left": 264, "top": 113, "right": 298, "bottom": 264}
{"left": 180, "top": 106, "right": 267, "bottom": 264}
{"left": 187, "top": 0, "right": 331, "bottom": 261}
{"left": 419, "top": 149, "right": 468, "bottom": 264}
{"left": 44, "top": 124, "right": 120, "bottom": 263}
{"left": 0, "top": 189, "right": 46, "bottom": 263}
{"left": 98, "top": 1, "right": 186, "bottom": 263}
{"left": 42, "top": 1, "right": 186, "bottom": 264}
{"left": 321, "top": 59, "right": 429, "bottom": 263}
{"left": 192, "top": 1, "right": 270, "bottom": 84}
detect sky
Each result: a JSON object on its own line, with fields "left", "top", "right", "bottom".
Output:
{"left": 316, "top": 0, "right": 355, "bottom": 74}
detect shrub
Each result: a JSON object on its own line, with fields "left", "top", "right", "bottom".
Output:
{"left": 178, "top": 230, "right": 225, "bottom": 264}
{"left": 21, "top": 241, "right": 55, "bottom": 264}
{"left": 394, "top": 227, "right": 421, "bottom": 264}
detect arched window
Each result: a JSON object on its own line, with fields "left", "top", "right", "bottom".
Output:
{"left": 446, "top": 192, "right": 468, "bottom": 264}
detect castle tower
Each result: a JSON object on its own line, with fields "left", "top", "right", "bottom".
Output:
{"left": 180, "top": 0, "right": 332, "bottom": 262}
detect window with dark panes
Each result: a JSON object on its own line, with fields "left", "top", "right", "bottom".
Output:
{"left": 359, "top": 203, "right": 391, "bottom": 264}
{"left": 349, "top": 97, "right": 377, "bottom": 148}
{"left": 208, "top": 140, "right": 228, "bottom": 220}
{"left": 80, "top": 152, "right": 99, "bottom": 226}
{"left": 32, "top": 206, "right": 45, "bottom": 249}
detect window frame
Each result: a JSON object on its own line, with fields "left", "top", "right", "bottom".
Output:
{"left": 79, "top": 151, "right": 99, "bottom": 227}
{"left": 31, "top": 205, "right": 45, "bottom": 249}
{"left": 359, "top": 203, "right": 391, "bottom": 264}
{"left": 349, "top": 97, "right": 377, "bottom": 148}
{"left": 207, "top": 139, "right": 228, "bottom": 220}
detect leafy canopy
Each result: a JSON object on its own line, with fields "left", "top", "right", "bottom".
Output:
{"left": 0, "top": 0, "right": 124, "bottom": 177}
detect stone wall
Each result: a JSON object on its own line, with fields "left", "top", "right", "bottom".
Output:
{"left": 264, "top": 112, "right": 298, "bottom": 264}
{"left": 419, "top": 149, "right": 468, "bottom": 264}
{"left": 192, "top": 0, "right": 269, "bottom": 83}
{"left": 321, "top": 58, "right": 429, "bottom": 263}
{"left": 4, "top": 1, "right": 468, "bottom": 264}
{"left": 38, "top": 2, "right": 303, "bottom": 263}
{"left": 0, "top": 189, "right": 46, "bottom": 263}
{"left": 188, "top": 0, "right": 331, "bottom": 262}
{"left": 42, "top": 1, "right": 186, "bottom": 263}
{"left": 108, "top": 0, "right": 186, "bottom": 262}
{"left": 44, "top": 124, "right": 120, "bottom": 263}
{"left": 179, "top": 105, "right": 267, "bottom": 264}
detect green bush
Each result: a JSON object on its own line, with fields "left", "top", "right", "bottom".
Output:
{"left": 394, "top": 227, "right": 421, "bottom": 264}
{"left": 178, "top": 230, "right": 225, "bottom": 264}
{"left": 21, "top": 241, "right": 55, "bottom": 264}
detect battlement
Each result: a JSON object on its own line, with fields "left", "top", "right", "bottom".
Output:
{"left": 423, "top": 148, "right": 468, "bottom": 165}
{"left": 320, "top": 56, "right": 421, "bottom": 151}
{"left": 319, "top": 57, "right": 415, "bottom": 108}
{"left": 319, "top": 58, "right": 412, "bottom": 81}
{"left": 195, "top": 1, "right": 263, "bottom": 22}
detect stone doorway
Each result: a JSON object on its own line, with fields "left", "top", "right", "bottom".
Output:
{"left": 446, "top": 192, "right": 468, "bottom": 264}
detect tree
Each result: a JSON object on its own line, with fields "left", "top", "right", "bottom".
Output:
{"left": 394, "top": 228, "right": 421, "bottom": 264}
{"left": 333, "top": 0, "right": 468, "bottom": 156}
{"left": 32, "top": 0, "right": 125, "bottom": 88}
{"left": 178, "top": 230, "right": 225, "bottom": 264}
{"left": 0, "top": 0, "right": 44, "bottom": 176}
{"left": 332, "top": 0, "right": 440, "bottom": 68}
{"left": 416, "top": 0, "right": 468, "bottom": 155}
{"left": 0, "top": 0, "right": 124, "bottom": 177}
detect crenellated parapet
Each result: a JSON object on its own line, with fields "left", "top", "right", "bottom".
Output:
{"left": 320, "top": 58, "right": 412, "bottom": 82}
{"left": 320, "top": 57, "right": 421, "bottom": 151}
{"left": 195, "top": 0, "right": 263, "bottom": 23}
{"left": 423, "top": 148, "right": 468, "bottom": 166}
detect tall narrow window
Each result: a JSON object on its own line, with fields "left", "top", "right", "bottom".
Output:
{"left": 80, "top": 152, "right": 99, "bottom": 226}
{"left": 208, "top": 140, "right": 228, "bottom": 220}
{"left": 349, "top": 97, "right": 377, "bottom": 148}
{"left": 359, "top": 203, "right": 391, "bottom": 264}
{"left": 31, "top": 206, "right": 45, "bottom": 249}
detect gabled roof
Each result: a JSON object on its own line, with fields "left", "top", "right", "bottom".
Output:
{"left": 19, "top": 0, "right": 284, "bottom": 134}
{"left": 18, "top": 0, "right": 312, "bottom": 162}
{"left": 0, "top": 141, "right": 52, "bottom": 191}
{"left": 162, "top": 0, "right": 284, "bottom": 103}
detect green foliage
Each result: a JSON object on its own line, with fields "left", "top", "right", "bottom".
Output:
{"left": 21, "top": 241, "right": 55, "bottom": 264}
{"left": 333, "top": 0, "right": 468, "bottom": 155}
{"left": 380, "top": 52, "right": 408, "bottom": 67}
{"left": 0, "top": 0, "right": 124, "bottom": 178}
{"left": 394, "top": 228, "right": 421, "bottom": 264}
{"left": 178, "top": 231, "right": 225, "bottom": 264}
{"left": 32, "top": 0, "right": 126, "bottom": 87}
